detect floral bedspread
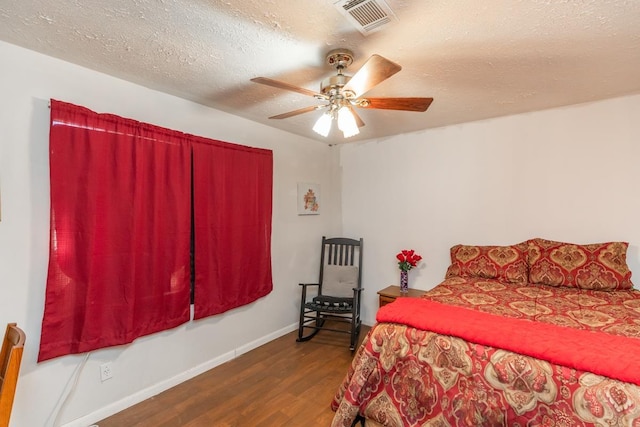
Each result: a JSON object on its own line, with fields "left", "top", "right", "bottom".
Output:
{"left": 331, "top": 278, "right": 640, "bottom": 426}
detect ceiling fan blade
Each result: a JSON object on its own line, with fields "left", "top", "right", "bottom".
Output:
{"left": 349, "top": 106, "right": 365, "bottom": 128}
{"left": 251, "top": 77, "right": 323, "bottom": 98}
{"left": 343, "top": 54, "right": 402, "bottom": 98}
{"left": 357, "top": 97, "right": 434, "bottom": 112}
{"left": 268, "top": 105, "right": 324, "bottom": 119}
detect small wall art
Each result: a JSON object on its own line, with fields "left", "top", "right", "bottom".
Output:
{"left": 297, "top": 182, "right": 320, "bottom": 215}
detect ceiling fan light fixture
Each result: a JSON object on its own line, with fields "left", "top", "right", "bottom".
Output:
{"left": 313, "top": 112, "right": 333, "bottom": 137}
{"left": 252, "top": 48, "right": 433, "bottom": 142}
{"left": 342, "top": 125, "right": 360, "bottom": 138}
{"left": 337, "top": 106, "right": 360, "bottom": 138}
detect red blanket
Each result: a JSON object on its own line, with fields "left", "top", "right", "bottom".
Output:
{"left": 377, "top": 297, "right": 640, "bottom": 385}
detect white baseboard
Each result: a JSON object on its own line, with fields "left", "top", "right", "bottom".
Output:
{"left": 61, "top": 322, "right": 298, "bottom": 427}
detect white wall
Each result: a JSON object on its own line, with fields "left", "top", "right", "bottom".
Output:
{"left": 0, "top": 40, "right": 342, "bottom": 426}
{"left": 340, "top": 94, "right": 640, "bottom": 325}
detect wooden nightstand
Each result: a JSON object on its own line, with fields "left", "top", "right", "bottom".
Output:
{"left": 377, "top": 285, "right": 427, "bottom": 307}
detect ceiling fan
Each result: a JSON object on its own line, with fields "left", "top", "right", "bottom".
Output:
{"left": 251, "top": 49, "right": 433, "bottom": 138}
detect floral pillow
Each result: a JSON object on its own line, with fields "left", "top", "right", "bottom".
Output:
{"left": 445, "top": 242, "right": 528, "bottom": 284}
{"left": 527, "top": 238, "right": 633, "bottom": 290}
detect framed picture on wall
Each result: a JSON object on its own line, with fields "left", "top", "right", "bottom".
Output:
{"left": 297, "top": 183, "right": 320, "bottom": 215}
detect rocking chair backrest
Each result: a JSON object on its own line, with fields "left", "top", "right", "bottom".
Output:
{"left": 319, "top": 237, "right": 363, "bottom": 298}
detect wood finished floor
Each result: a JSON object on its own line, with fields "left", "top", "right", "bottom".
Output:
{"left": 96, "top": 325, "right": 370, "bottom": 427}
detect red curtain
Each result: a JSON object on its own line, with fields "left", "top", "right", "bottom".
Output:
{"left": 192, "top": 138, "right": 273, "bottom": 319}
{"left": 39, "top": 100, "right": 192, "bottom": 362}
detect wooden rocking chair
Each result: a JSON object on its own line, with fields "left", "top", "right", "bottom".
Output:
{"left": 297, "top": 237, "right": 363, "bottom": 351}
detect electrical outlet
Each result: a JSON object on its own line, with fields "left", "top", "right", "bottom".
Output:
{"left": 100, "top": 362, "right": 113, "bottom": 382}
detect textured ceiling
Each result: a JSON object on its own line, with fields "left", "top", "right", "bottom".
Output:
{"left": 1, "top": 0, "right": 640, "bottom": 144}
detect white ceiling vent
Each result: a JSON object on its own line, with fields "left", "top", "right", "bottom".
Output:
{"left": 334, "top": 0, "right": 397, "bottom": 35}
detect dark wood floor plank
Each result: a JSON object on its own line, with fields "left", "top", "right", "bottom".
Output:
{"left": 97, "top": 326, "right": 370, "bottom": 427}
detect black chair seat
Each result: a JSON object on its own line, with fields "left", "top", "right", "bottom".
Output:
{"left": 306, "top": 296, "right": 353, "bottom": 312}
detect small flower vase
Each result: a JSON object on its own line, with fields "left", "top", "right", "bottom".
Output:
{"left": 400, "top": 270, "right": 409, "bottom": 293}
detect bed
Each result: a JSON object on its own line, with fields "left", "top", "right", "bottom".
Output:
{"left": 331, "top": 238, "right": 640, "bottom": 426}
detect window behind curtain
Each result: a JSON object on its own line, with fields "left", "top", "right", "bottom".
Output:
{"left": 39, "top": 101, "right": 274, "bottom": 361}
{"left": 39, "top": 100, "right": 192, "bottom": 362}
{"left": 192, "top": 138, "right": 273, "bottom": 319}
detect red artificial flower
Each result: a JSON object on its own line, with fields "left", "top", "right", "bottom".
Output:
{"left": 396, "top": 249, "right": 423, "bottom": 272}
